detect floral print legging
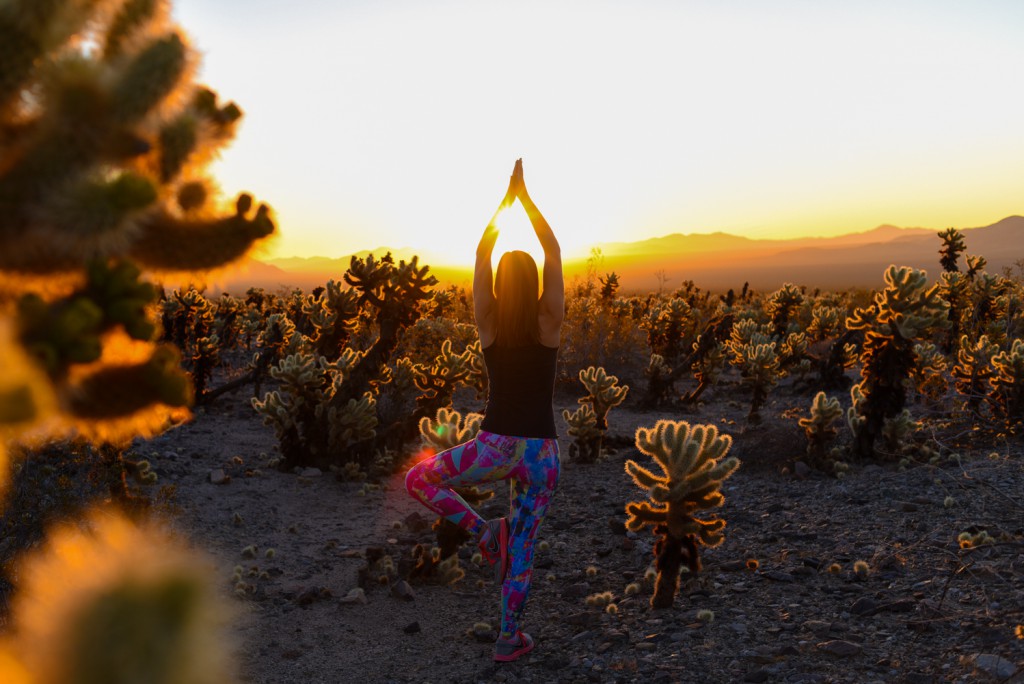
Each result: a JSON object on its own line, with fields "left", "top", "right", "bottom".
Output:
{"left": 405, "top": 430, "right": 560, "bottom": 639}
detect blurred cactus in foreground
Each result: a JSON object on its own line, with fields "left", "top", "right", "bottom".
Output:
{"left": 0, "top": 0, "right": 274, "bottom": 444}
{"left": 0, "top": 510, "right": 233, "bottom": 684}
{"left": 0, "top": 1, "right": 273, "bottom": 680}
{"left": 625, "top": 420, "right": 739, "bottom": 609}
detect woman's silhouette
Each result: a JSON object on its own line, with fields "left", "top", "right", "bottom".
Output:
{"left": 406, "top": 158, "right": 562, "bottom": 662}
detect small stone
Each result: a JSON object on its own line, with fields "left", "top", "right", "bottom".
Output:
{"left": 339, "top": 588, "right": 367, "bottom": 605}
{"left": 209, "top": 469, "right": 228, "bottom": 484}
{"left": 965, "top": 653, "right": 1017, "bottom": 680}
{"left": 850, "top": 597, "right": 880, "bottom": 616}
{"left": 608, "top": 517, "right": 627, "bottom": 535}
{"left": 402, "top": 621, "right": 421, "bottom": 634}
{"left": 744, "top": 670, "right": 770, "bottom": 683}
{"left": 803, "top": 621, "right": 832, "bottom": 636}
{"left": 764, "top": 571, "right": 795, "bottom": 583}
{"left": 793, "top": 461, "right": 811, "bottom": 479}
{"left": 299, "top": 467, "right": 322, "bottom": 478}
{"left": 816, "top": 640, "right": 862, "bottom": 657}
{"left": 562, "top": 582, "right": 591, "bottom": 598}
{"left": 390, "top": 580, "right": 415, "bottom": 602}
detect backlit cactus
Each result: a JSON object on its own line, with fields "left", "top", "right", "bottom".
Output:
{"left": 416, "top": 407, "right": 491, "bottom": 558}
{"left": 798, "top": 392, "right": 843, "bottom": 473}
{"left": 563, "top": 366, "right": 628, "bottom": 463}
{"left": 0, "top": 510, "right": 233, "bottom": 684}
{"left": 765, "top": 283, "right": 804, "bottom": 338}
{"left": 418, "top": 406, "right": 483, "bottom": 451}
{"left": 0, "top": 0, "right": 274, "bottom": 441}
{"left": 735, "top": 340, "right": 781, "bottom": 423}
{"left": 845, "top": 266, "right": 949, "bottom": 459}
{"left": 625, "top": 420, "right": 739, "bottom": 608}
{"left": 990, "top": 338, "right": 1024, "bottom": 428}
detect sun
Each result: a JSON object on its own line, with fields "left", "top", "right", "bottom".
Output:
{"left": 492, "top": 200, "right": 545, "bottom": 266}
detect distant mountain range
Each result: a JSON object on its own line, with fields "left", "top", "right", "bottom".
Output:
{"left": 208, "top": 216, "right": 1024, "bottom": 295}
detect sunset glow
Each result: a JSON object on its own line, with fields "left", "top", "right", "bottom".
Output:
{"left": 173, "top": 0, "right": 1024, "bottom": 266}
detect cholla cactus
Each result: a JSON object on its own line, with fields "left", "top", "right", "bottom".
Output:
{"left": 161, "top": 288, "right": 220, "bottom": 402}
{"left": 563, "top": 366, "right": 628, "bottom": 463}
{"left": 416, "top": 407, "right": 492, "bottom": 558}
{"left": 807, "top": 305, "right": 844, "bottom": 341}
{"left": 300, "top": 279, "right": 360, "bottom": 360}
{"left": 642, "top": 297, "right": 694, "bottom": 360}
{"left": 418, "top": 407, "right": 483, "bottom": 451}
{"left": 952, "top": 334, "right": 998, "bottom": 412}
{"left": 0, "top": 0, "right": 273, "bottom": 436}
{"left": 798, "top": 392, "right": 843, "bottom": 472}
{"left": 252, "top": 353, "right": 377, "bottom": 469}
{"left": 737, "top": 341, "right": 781, "bottom": 423}
{"left": 910, "top": 342, "right": 948, "bottom": 401}
{"left": 845, "top": 266, "right": 949, "bottom": 459}
{"left": 0, "top": 3, "right": 272, "bottom": 680}
{"left": 562, "top": 404, "right": 602, "bottom": 462}
{"left": 0, "top": 510, "right": 232, "bottom": 684}
{"left": 938, "top": 227, "right": 966, "bottom": 273}
{"left": 765, "top": 283, "right": 804, "bottom": 338}
{"left": 625, "top": 420, "right": 739, "bottom": 609}
{"left": 990, "top": 339, "right": 1024, "bottom": 428}
{"left": 412, "top": 339, "right": 473, "bottom": 421}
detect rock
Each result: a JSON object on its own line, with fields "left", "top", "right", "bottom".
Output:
{"left": 793, "top": 461, "right": 811, "bottom": 479}
{"left": 299, "top": 467, "right": 322, "bottom": 477}
{"left": 850, "top": 597, "right": 880, "bottom": 616}
{"left": 390, "top": 580, "right": 416, "bottom": 602}
{"left": 339, "top": 588, "right": 367, "bottom": 605}
{"left": 744, "top": 669, "right": 770, "bottom": 683}
{"left": 403, "top": 512, "right": 429, "bottom": 532}
{"left": 402, "top": 621, "right": 421, "bottom": 634}
{"left": 816, "top": 640, "right": 862, "bottom": 657}
{"left": 964, "top": 653, "right": 1017, "bottom": 680}
{"left": 764, "top": 570, "right": 795, "bottom": 583}
{"left": 209, "top": 468, "right": 228, "bottom": 484}
{"left": 564, "top": 611, "right": 599, "bottom": 626}
{"left": 562, "top": 582, "right": 591, "bottom": 598}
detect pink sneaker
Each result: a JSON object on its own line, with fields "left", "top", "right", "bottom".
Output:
{"left": 478, "top": 517, "right": 509, "bottom": 583}
{"left": 494, "top": 631, "right": 534, "bottom": 662}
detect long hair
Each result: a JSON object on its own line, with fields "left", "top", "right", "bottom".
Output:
{"left": 493, "top": 250, "right": 540, "bottom": 347}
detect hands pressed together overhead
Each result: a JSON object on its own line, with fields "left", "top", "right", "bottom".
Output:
{"left": 502, "top": 158, "right": 527, "bottom": 209}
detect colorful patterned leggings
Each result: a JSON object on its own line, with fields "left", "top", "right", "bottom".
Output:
{"left": 405, "top": 430, "right": 560, "bottom": 639}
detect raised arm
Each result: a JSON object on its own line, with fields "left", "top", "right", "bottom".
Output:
{"left": 516, "top": 162, "right": 564, "bottom": 344}
{"left": 474, "top": 166, "right": 517, "bottom": 346}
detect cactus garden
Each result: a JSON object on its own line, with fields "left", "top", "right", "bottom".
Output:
{"left": 1, "top": 2, "right": 1023, "bottom": 683}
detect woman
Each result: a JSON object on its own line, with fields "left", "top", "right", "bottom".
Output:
{"left": 405, "top": 158, "right": 563, "bottom": 663}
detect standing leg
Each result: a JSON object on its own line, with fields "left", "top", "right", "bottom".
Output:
{"left": 500, "top": 438, "right": 559, "bottom": 639}
{"left": 405, "top": 436, "right": 515, "bottom": 538}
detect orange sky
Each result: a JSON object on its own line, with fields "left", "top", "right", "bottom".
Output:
{"left": 174, "top": 1, "right": 1024, "bottom": 267}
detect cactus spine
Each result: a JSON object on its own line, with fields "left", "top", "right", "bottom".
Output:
{"left": 625, "top": 420, "right": 739, "bottom": 608}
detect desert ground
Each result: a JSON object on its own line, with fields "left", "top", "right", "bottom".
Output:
{"left": 136, "top": 380, "right": 1024, "bottom": 684}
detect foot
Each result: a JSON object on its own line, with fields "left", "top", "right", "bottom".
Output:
{"left": 494, "top": 631, "right": 534, "bottom": 662}
{"left": 478, "top": 517, "right": 509, "bottom": 583}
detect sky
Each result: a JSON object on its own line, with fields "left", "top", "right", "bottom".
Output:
{"left": 172, "top": 0, "right": 1024, "bottom": 266}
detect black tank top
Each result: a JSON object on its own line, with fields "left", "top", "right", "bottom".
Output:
{"left": 479, "top": 342, "right": 558, "bottom": 438}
